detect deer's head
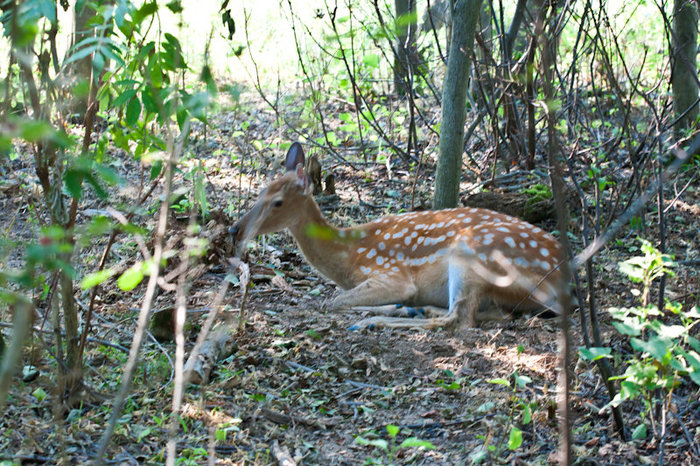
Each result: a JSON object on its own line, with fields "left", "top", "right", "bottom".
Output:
{"left": 230, "top": 142, "right": 313, "bottom": 257}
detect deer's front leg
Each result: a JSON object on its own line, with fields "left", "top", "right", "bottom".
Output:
{"left": 328, "top": 276, "right": 418, "bottom": 310}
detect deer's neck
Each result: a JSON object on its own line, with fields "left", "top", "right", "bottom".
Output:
{"left": 288, "top": 197, "right": 355, "bottom": 289}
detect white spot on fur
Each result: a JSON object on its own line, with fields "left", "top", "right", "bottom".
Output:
{"left": 513, "top": 257, "right": 529, "bottom": 267}
{"left": 367, "top": 249, "right": 377, "bottom": 259}
{"left": 541, "top": 248, "right": 550, "bottom": 257}
{"left": 376, "top": 256, "right": 384, "bottom": 266}
{"left": 357, "top": 247, "right": 366, "bottom": 254}
{"left": 504, "top": 237, "right": 516, "bottom": 248}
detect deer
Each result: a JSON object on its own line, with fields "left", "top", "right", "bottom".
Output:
{"left": 230, "top": 142, "right": 567, "bottom": 330}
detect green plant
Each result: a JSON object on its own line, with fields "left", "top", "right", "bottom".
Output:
{"left": 472, "top": 345, "right": 536, "bottom": 463}
{"left": 579, "top": 239, "right": 700, "bottom": 440}
{"left": 177, "top": 447, "right": 207, "bottom": 465}
{"left": 434, "top": 369, "right": 462, "bottom": 390}
{"left": 618, "top": 238, "right": 676, "bottom": 306}
{"left": 522, "top": 183, "right": 552, "bottom": 204}
{"left": 354, "top": 424, "right": 435, "bottom": 465}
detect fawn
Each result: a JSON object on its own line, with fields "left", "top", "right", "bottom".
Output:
{"left": 230, "top": 142, "right": 566, "bottom": 330}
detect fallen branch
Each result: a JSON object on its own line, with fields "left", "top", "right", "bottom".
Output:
{"left": 183, "top": 325, "right": 235, "bottom": 385}
{"left": 271, "top": 440, "right": 296, "bottom": 466}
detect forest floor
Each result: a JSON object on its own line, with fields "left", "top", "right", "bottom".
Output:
{"left": 1, "top": 88, "right": 699, "bottom": 465}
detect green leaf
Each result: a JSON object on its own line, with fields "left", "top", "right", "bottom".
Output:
{"left": 514, "top": 374, "right": 532, "bottom": 387}
{"left": 689, "top": 371, "right": 700, "bottom": 386}
{"left": 19, "top": 120, "right": 54, "bottom": 142}
{"left": 32, "top": 387, "right": 47, "bottom": 402}
{"left": 36, "top": 0, "right": 57, "bottom": 23}
{"left": 487, "top": 378, "right": 510, "bottom": 387}
{"left": 166, "top": 1, "right": 184, "bottom": 13}
{"left": 126, "top": 97, "right": 142, "bottom": 126}
{"left": 136, "top": 426, "right": 151, "bottom": 442}
{"left": 612, "top": 319, "right": 643, "bottom": 336}
{"left": 396, "top": 11, "right": 418, "bottom": 28}
{"left": 355, "top": 436, "right": 388, "bottom": 452}
{"left": 141, "top": 87, "right": 158, "bottom": 114}
{"left": 579, "top": 346, "right": 612, "bottom": 361}
{"left": 112, "top": 88, "right": 137, "bottom": 109}
{"left": 386, "top": 424, "right": 399, "bottom": 438}
{"left": 64, "top": 169, "right": 84, "bottom": 199}
{"left": 200, "top": 64, "right": 217, "bottom": 95}
{"left": 655, "top": 324, "right": 686, "bottom": 340}
{"left": 362, "top": 53, "right": 380, "bottom": 68}
{"left": 632, "top": 423, "right": 647, "bottom": 440}
{"left": 64, "top": 44, "right": 98, "bottom": 66}
{"left": 399, "top": 437, "right": 435, "bottom": 450}
{"left": 84, "top": 173, "right": 108, "bottom": 199}
{"left": 522, "top": 403, "right": 532, "bottom": 425}
{"left": 81, "top": 269, "right": 116, "bottom": 290}
{"left": 508, "top": 427, "right": 523, "bottom": 450}
{"left": 679, "top": 349, "right": 700, "bottom": 371}
{"left": 150, "top": 160, "right": 163, "bottom": 180}
{"left": 94, "top": 163, "right": 121, "bottom": 186}
{"left": 631, "top": 336, "right": 671, "bottom": 363}
{"left": 118, "top": 264, "right": 144, "bottom": 291}
{"left": 470, "top": 449, "right": 487, "bottom": 464}
{"left": 150, "top": 58, "right": 163, "bottom": 88}
{"left": 688, "top": 336, "right": 700, "bottom": 353}
{"left": 133, "top": 1, "right": 158, "bottom": 25}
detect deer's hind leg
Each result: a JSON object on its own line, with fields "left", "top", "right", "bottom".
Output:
{"left": 346, "top": 256, "right": 483, "bottom": 330}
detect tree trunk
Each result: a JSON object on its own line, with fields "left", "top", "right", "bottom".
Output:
{"left": 672, "top": 0, "right": 699, "bottom": 131}
{"left": 433, "top": 0, "right": 483, "bottom": 209}
{"left": 69, "top": 0, "right": 94, "bottom": 118}
{"left": 393, "top": 0, "right": 418, "bottom": 95}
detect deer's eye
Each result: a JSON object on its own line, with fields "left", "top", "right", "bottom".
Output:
{"left": 272, "top": 199, "right": 283, "bottom": 208}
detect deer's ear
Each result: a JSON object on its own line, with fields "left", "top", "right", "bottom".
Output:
{"left": 294, "top": 162, "right": 313, "bottom": 195}
{"left": 285, "top": 142, "right": 305, "bottom": 172}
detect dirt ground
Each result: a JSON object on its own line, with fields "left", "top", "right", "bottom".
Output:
{"left": 1, "top": 94, "right": 699, "bottom": 464}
